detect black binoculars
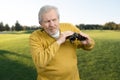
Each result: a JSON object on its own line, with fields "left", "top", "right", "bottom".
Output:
{"left": 66, "top": 33, "right": 87, "bottom": 43}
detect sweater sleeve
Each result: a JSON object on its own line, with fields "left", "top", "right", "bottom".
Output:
{"left": 29, "top": 32, "right": 60, "bottom": 68}
{"left": 78, "top": 38, "right": 95, "bottom": 51}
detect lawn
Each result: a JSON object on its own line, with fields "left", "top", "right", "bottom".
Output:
{"left": 77, "top": 30, "right": 120, "bottom": 80}
{"left": 0, "top": 33, "right": 36, "bottom": 80}
{"left": 0, "top": 30, "right": 120, "bottom": 80}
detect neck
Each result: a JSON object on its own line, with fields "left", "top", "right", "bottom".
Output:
{"left": 50, "top": 30, "right": 60, "bottom": 39}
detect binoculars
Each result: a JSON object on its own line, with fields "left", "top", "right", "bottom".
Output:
{"left": 66, "top": 33, "right": 87, "bottom": 43}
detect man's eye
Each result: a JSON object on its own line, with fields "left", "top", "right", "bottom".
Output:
{"left": 52, "top": 19, "right": 57, "bottom": 22}
{"left": 44, "top": 20, "right": 50, "bottom": 23}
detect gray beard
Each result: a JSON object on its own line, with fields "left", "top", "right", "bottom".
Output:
{"left": 50, "top": 30, "right": 60, "bottom": 39}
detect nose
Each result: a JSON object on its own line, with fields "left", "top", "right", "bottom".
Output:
{"left": 49, "top": 20, "right": 54, "bottom": 27}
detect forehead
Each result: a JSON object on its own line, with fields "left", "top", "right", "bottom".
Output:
{"left": 42, "top": 9, "right": 58, "bottom": 20}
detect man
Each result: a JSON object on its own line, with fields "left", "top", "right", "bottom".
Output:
{"left": 29, "top": 5, "right": 95, "bottom": 80}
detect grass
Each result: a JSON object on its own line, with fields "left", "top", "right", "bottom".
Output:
{"left": 0, "top": 30, "right": 120, "bottom": 80}
{"left": 0, "top": 33, "right": 36, "bottom": 80}
{"left": 77, "top": 30, "right": 120, "bottom": 80}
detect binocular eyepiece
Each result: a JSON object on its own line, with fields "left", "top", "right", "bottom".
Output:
{"left": 66, "top": 33, "right": 87, "bottom": 43}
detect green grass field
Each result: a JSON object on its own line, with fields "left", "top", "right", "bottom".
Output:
{"left": 0, "top": 30, "right": 120, "bottom": 80}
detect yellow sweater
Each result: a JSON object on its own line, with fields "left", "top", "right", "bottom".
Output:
{"left": 29, "top": 23, "right": 94, "bottom": 80}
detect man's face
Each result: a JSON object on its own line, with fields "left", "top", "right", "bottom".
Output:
{"left": 40, "top": 9, "right": 59, "bottom": 35}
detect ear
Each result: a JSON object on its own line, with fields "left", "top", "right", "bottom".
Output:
{"left": 39, "top": 21, "right": 43, "bottom": 28}
{"left": 39, "top": 21, "right": 41, "bottom": 25}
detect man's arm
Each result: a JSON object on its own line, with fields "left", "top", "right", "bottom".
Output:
{"left": 29, "top": 34, "right": 60, "bottom": 68}
{"left": 78, "top": 32, "right": 95, "bottom": 50}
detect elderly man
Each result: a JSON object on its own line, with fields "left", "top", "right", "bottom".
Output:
{"left": 29, "top": 5, "right": 95, "bottom": 80}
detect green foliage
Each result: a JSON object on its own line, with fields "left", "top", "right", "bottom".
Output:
{"left": 76, "top": 22, "right": 120, "bottom": 30}
{"left": 4, "top": 24, "right": 10, "bottom": 31}
{"left": 14, "top": 21, "right": 23, "bottom": 31}
{"left": 0, "top": 30, "right": 120, "bottom": 80}
{"left": 0, "top": 22, "right": 4, "bottom": 31}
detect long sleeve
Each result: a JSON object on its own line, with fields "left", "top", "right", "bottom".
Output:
{"left": 29, "top": 30, "right": 60, "bottom": 68}
{"left": 82, "top": 38, "right": 95, "bottom": 50}
{"left": 78, "top": 38, "right": 95, "bottom": 50}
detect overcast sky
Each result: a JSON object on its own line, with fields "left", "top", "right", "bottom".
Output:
{"left": 0, "top": 0, "right": 120, "bottom": 26}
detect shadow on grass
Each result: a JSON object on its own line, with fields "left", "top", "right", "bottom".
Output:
{"left": 0, "top": 50, "right": 37, "bottom": 80}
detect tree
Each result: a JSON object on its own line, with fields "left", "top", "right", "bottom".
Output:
{"left": 14, "top": 21, "right": 23, "bottom": 31}
{"left": 4, "top": 24, "right": 10, "bottom": 31}
{"left": 104, "top": 22, "right": 117, "bottom": 30}
{"left": 117, "top": 24, "right": 120, "bottom": 30}
{"left": 76, "top": 24, "right": 85, "bottom": 30}
{"left": 0, "top": 22, "right": 4, "bottom": 31}
{"left": 11, "top": 25, "right": 15, "bottom": 31}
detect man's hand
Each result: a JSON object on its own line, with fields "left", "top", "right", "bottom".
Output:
{"left": 79, "top": 32, "right": 92, "bottom": 45}
{"left": 56, "top": 31, "right": 74, "bottom": 45}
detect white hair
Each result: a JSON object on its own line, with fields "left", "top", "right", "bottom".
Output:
{"left": 38, "top": 5, "right": 60, "bottom": 23}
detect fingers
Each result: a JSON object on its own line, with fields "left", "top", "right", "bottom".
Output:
{"left": 79, "top": 32, "right": 92, "bottom": 45}
{"left": 61, "top": 31, "right": 74, "bottom": 37}
{"left": 81, "top": 40, "right": 88, "bottom": 45}
{"left": 56, "top": 31, "right": 74, "bottom": 45}
{"left": 79, "top": 32, "right": 89, "bottom": 38}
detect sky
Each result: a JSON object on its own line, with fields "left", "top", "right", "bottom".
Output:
{"left": 0, "top": 0, "right": 120, "bottom": 26}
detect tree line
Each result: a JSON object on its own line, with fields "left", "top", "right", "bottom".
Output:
{"left": 0, "top": 21, "right": 39, "bottom": 31}
{"left": 76, "top": 22, "right": 120, "bottom": 30}
{"left": 0, "top": 21, "right": 120, "bottom": 31}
